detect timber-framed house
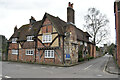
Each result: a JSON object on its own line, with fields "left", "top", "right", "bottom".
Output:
{"left": 8, "top": 2, "right": 96, "bottom": 65}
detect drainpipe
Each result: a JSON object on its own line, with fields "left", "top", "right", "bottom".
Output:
{"left": 34, "top": 37, "right": 37, "bottom": 62}
{"left": 63, "top": 36, "right": 65, "bottom": 64}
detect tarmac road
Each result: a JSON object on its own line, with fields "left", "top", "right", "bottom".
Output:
{"left": 1, "top": 54, "right": 118, "bottom": 78}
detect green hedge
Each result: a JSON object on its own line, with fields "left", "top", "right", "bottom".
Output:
{"left": 78, "top": 58, "right": 84, "bottom": 62}
{"left": 78, "top": 57, "right": 94, "bottom": 62}
{"left": 0, "top": 56, "right": 1, "bottom": 61}
{"left": 88, "top": 57, "right": 94, "bottom": 59}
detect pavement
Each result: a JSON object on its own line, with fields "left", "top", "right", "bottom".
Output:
{"left": 105, "top": 54, "right": 120, "bottom": 75}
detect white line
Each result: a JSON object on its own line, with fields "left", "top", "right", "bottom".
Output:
{"left": 58, "top": 67, "right": 63, "bottom": 68}
{"left": 41, "top": 67, "right": 46, "bottom": 68}
{"left": 84, "top": 65, "right": 92, "bottom": 70}
{"left": 5, "top": 76, "right": 11, "bottom": 78}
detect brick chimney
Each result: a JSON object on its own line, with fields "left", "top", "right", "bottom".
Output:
{"left": 14, "top": 25, "right": 17, "bottom": 32}
{"left": 29, "top": 16, "right": 36, "bottom": 25}
{"left": 67, "top": 2, "right": 75, "bottom": 24}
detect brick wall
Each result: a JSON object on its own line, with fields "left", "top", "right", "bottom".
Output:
{"left": 115, "top": 2, "right": 120, "bottom": 67}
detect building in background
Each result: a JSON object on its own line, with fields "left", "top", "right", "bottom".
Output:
{"left": 8, "top": 2, "right": 96, "bottom": 65}
{"left": 0, "top": 35, "right": 7, "bottom": 60}
{"left": 114, "top": 0, "right": 120, "bottom": 67}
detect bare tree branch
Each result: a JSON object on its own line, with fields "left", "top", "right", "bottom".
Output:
{"left": 83, "top": 8, "right": 109, "bottom": 45}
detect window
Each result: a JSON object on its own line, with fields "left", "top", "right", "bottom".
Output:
{"left": 12, "top": 38, "right": 17, "bottom": 43}
{"left": 84, "top": 42, "right": 87, "bottom": 46}
{"left": 42, "top": 34, "right": 52, "bottom": 43}
{"left": 27, "top": 36, "right": 34, "bottom": 41}
{"left": 26, "top": 50, "right": 34, "bottom": 55}
{"left": 45, "top": 50, "right": 54, "bottom": 58}
{"left": 80, "top": 41, "right": 83, "bottom": 45}
{"left": 12, "top": 50, "right": 18, "bottom": 55}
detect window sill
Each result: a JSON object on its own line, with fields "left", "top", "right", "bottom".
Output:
{"left": 12, "top": 53, "right": 18, "bottom": 55}
{"left": 45, "top": 57, "right": 54, "bottom": 59}
{"left": 42, "top": 41, "right": 52, "bottom": 43}
{"left": 26, "top": 54, "right": 34, "bottom": 56}
{"left": 12, "top": 42, "right": 17, "bottom": 43}
{"left": 27, "top": 40, "right": 34, "bottom": 42}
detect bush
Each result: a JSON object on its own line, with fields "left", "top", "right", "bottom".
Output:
{"left": 87, "top": 57, "right": 94, "bottom": 60}
{"left": 78, "top": 58, "right": 84, "bottom": 62}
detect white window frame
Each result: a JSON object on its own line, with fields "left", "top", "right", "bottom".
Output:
{"left": 12, "top": 50, "right": 18, "bottom": 55}
{"left": 84, "top": 42, "right": 87, "bottom": 46}
{"left": 26, "top": 50, "right": 34, "bottom": 55}
{"left": 80, "top": 41, "right": 83, "bottom": 45}
{"left": 45, "top": 50, "right": 54, "bottom": 58}
{"left": 27, "top": 36, "right": 34, "bottom": 41}
{"left": 42, "top": 34, "right": 52, "bottom": 43}
{"left": 12, "top": 38, "right": 17, "bottom": 43}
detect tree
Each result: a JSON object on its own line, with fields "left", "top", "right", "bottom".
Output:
{"left": 84, "top": 8, "right": 109, "bottom": 45}
{"left": 107, "top": 43, "right": 115, "bottom": 55}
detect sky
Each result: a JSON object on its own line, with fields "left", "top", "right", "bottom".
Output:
{"left": 0, "top": 0, "right": 116, "bottom": 46}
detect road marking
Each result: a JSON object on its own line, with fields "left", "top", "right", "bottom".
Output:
{"left": 83, "top": 65, "right": 92, "bottom": 70}
{"left": 0, "top": 78, "right": 1, "bottom": 80}
{"left": 103, "top": 58, "right": 109, "bottom": 74}
{"left": 97, "top": 75, "right": 103, "bottom": 77}
{"left": 58, "top": 67, "right": 63, "bottom": 68}
{"left": 5, "top": 76, "right": 11, "bottom": 78}
{"left": 41, "top": 67, "right": 46, "bottom": 68}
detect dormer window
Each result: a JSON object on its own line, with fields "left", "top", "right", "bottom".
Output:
{"left": 12, "top": 38, "right": 17, "bottom": 43}
{"left": 27, "top": 36, "right": 34, "bottom": 41}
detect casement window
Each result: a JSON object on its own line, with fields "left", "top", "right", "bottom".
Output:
{"left": 45, "top": 50, "right": 54, "bottom": 58}
{"left": 42, "top": 34, "right": 52, "bottom": 43}
{"left": 26, "top": 50, "right": 34, "bottom": 55}
{"left": 27, "top": 36, "right": 34, "bottom": 41}
{"left": 80, "top": 41, "right": 83, "bottom": 45}
{"left": 12, "top": 38, "right": 17, "bottom": 43}
{"left": 12, "top": 50, "right": 18, "bottom": 55}
{"left": 84, "top": 42, "right": 87, "bottom": 46}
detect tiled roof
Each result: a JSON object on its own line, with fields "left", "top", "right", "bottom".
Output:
{"left": 8, "top": 13, "right": 91, "bottom": 43}
{"left": 75, "top": 28, "right": 91, "bottom": 42}
{"left": 45, "top": 13, "right": 67, "bottom": 35}
{"left": 8, "top": 20, "right": 42, "bottom": 42}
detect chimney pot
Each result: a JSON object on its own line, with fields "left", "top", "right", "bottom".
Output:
{"left": 71, "top": 3, "right": 73, "bottom": 8}
{"left": 14, "top": 25, "right": 17, "bottom": 32}
{"left": 68, "top": 2, "right": 71, "bottom": 7}
{"left": 30, "top": 16, "right": 36, "bottom": 25}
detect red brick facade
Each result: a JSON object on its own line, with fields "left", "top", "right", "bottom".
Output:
{"left": 114, "top": 1, "right": 120, "bottom": 67}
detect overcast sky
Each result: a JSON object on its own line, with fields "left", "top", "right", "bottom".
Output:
{"left": 0, "top": 0, "right": 116, "bottom": 46}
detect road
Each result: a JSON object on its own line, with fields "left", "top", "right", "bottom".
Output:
{"left": 1, "top": 54, "right": 119, "bottom": 78}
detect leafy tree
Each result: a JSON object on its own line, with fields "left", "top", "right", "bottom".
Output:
{"left": 84, "top": 8, "right": 109, "bottom": 45}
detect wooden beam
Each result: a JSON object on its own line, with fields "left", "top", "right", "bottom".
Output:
{"left": 49, "top": 35, "right": 58, "bottom": 47}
